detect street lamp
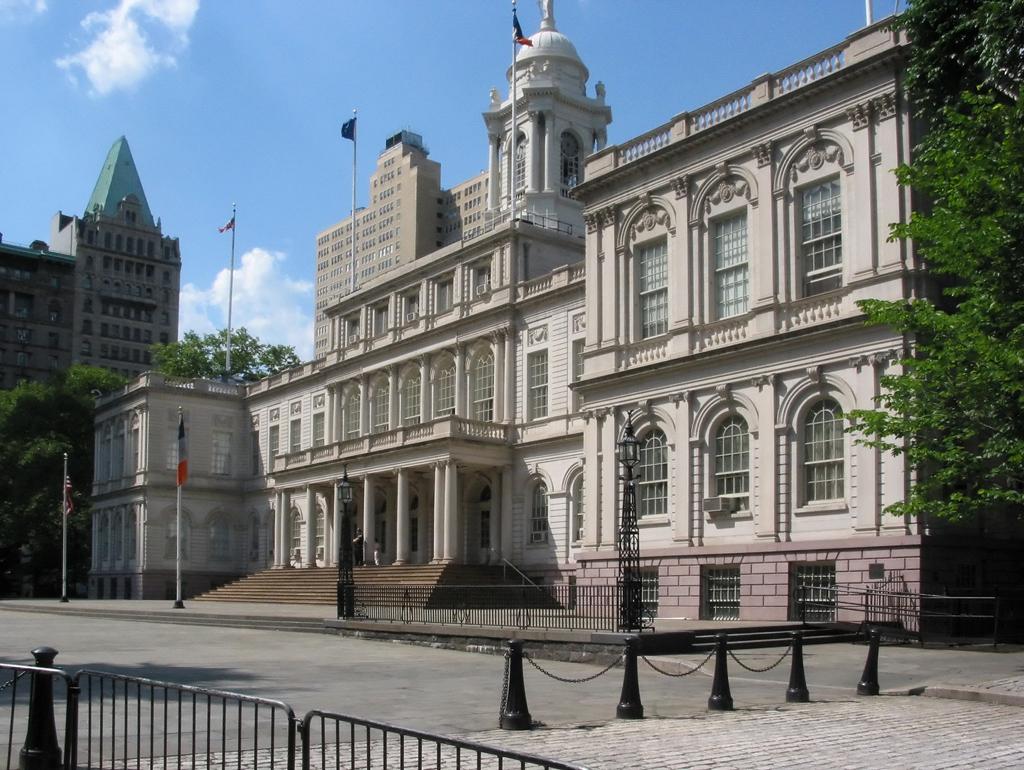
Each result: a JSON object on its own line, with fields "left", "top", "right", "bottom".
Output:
{"left": 336, "top": 466, "right": 355, "bottom": 619}
{"left": 617, "top": 411, "right": 644, "bottom": 632}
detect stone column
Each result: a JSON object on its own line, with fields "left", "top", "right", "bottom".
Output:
{"left": 494, "top": 331, "right": 506, "bottom": 422}
{"left": 326, "top": 384, "right": 336, "bottom": 444}
{"left": 544, "top": 111, "right": 558, "bottom": 194}
{"left": 487, "top": 134, "right": 501, "bottom": 209}
{"left": 528, "top": 112, "right": 541, "bottom": 194}
{"left": 420, "top": 354, "right": 431, "bottom": 423}
{"left": 600, "top": 410, "right": 618, "bottom": 547}
{"left": 303, "top": 486, "right": 316, "bottom": 567}
{"left": 359, "top": 376, "right": 370, "bottom": 435}
{"left": 362, "top": 475, "right": 375, "bottom": 565}
{"left": 504, "top": 329, "right": 514, "bottom": 421}
{"left": 432, "top": 462, "right": 445, "bottom": 563}
{"left": 454, "top": 344, "right": 467, "bottom": 418}
{"left": 500, "top": 465, "right": 513, "bottom": 561}
{"left": 754, "top": 378, "right": 779, "bottom": 540}
{"left": 388, "top": 365, "right": 398, "bottom": 431}
{"left": 489, "top": 470, "right": 501, "bottom": 563}
{"left": 583, "top": 412, "right": 601, "bottom": 547}
{"left": 274, "top": 489, "right": 286, "bottom": 567}
{"left": 139, "top": 407, "right": 149, "bottom": 471}
{"left": 395, "top": 467, "right": 410, "bottom": 564}
{"left": 443, "top": 460, "right": 458, "bottom": 562}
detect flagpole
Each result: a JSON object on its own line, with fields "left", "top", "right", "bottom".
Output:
{"left": 225, "top": 202, "right": 237, "bottom": 378}
{"left": 350, "top": 109, "right": 358, "bottom": 294}
{"left": 510, "top": 1, "right": 518, "bottom": 219}
{"left": 60, "top": 452, "right": 68, "bottom": 603}
{"left": 174, "top": 406, "right": 185, "bottom": 609}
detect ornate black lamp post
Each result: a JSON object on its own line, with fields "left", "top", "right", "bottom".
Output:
{"left": 617, "top": 411, "right": 643, "bottom": 632}
{"left": 336, "top": 466, "right": 355, "bottom": 619}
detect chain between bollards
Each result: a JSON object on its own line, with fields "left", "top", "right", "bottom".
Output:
{"left": 0, "top": 670, "right": 27, "bottom": 693}
{"left": 641, "top": 648, "right": 716, "bottom": 677}
{"left": 728, "top": 641, "right": 793, "bottom": 673}
{"left": 524, "top": 652, "right": 623, "bottom": 683}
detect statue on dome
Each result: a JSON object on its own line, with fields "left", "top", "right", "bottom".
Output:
{"left": 538, "top": 0, "right": 555, "bottom": 29}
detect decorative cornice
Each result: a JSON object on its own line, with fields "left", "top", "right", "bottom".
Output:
{"left": 630, "top": 206, "right": 671, "bottom": 241}
{"left": 846, "top": 101, "right": 871, "bottom": 131}
{"left": 704, "top": 177, "right": 751, "bottom": 214}
{"left": 872, "top": 91, "right": 897, "bottom": 121}
{"left": 753, "top": 142, "right": 772, "bottom": 168}
{"left": 790, "top": 142, "right": 844, "bottom": 183}
{"left": 670, "top": 176, "right": 689, "bottom": 199}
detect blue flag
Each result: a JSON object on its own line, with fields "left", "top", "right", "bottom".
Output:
{"left": 341, "top": 117, "right": 356, "bottom": 141}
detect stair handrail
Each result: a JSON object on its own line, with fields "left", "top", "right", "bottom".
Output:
{"left": 499, "top": 557, "right": 538, "bottom": 587}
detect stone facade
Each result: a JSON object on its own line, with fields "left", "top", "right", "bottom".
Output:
{"left": 89, "top": 10, "right": 1023, "bottom": 613}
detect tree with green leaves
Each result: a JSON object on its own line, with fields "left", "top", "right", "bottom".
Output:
{"left": 0, "top": 365, "right": 126, "bottom": 596}
{"left": 151, "top": 327, "right": 301, "bottom": 382}
{"left": 850, "top": 0, "right": 1024, "bottom": 522}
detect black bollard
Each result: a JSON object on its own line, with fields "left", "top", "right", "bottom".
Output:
{"left": 785, "top": 631, "right": 810, "bottom": 703}
{"left": 707, "top": 633, "right": 734, "bottom": 711}
{"left": 616, "top": 636, "right": 644, "bottom": 719}
{"left": 857, "top": 627, "right": 881, "bottom": 696}
{"left": 19, "top": 647, "right": 63, "bottom": 770}
{"left": 499, "top": 640, "right": 532, "bottom": 730}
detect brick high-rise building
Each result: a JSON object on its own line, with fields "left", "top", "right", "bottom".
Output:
{"left": 50, "top": 136, "right": 182, "bottom": 379}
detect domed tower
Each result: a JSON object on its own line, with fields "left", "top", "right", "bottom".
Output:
{"left": 483, "top": 0, "right": 612, "bottom": 231}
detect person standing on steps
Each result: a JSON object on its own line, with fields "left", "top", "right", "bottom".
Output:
{"left": 373, "top": 540, "right": 382, "bottom": 566}
{"left": 352, "top": 528, "right": 364, "bottom": 566}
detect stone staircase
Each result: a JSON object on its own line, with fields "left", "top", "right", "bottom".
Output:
{"left": 193, "top": 563, "right": 520, "bottom": 605}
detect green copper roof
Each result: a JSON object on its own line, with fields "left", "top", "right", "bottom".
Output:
{"left": 85, "top": 136, "right": 155, "bottom": 227}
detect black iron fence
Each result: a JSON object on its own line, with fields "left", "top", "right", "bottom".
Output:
{"left": 795, "top": 584, "right": 1024, "bottom": 644}
{"left": 1, "top": 649, "right": 586, "bottom": 770}
{"left": 351, "top": 584, "right": 619, "bottom": 632}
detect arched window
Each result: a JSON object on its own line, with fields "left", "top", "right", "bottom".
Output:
{"left": 290, "top": 510, "right": 302, "bottom": 561}
{"left": 434, "top": 360, "right": 456, "bottom": 417}
{"left": 165, "top": 515, "right": 191, "bottom": 560}
{"left": 210, "top": 517, "right": 230, "bottom": 561}
{"left": 530, "top": 483, "right": 548, "bottom": 544}
{"left": 571, "top": 475, "right": 585, "bottom": 542}
{"left": 713, "top": 213, "right": 749, "bottom": 318}
{"left": 514, "top": 134, "right": 527, "bottom": 195}
{"left": 637, "top": 241, "right": 668, "bottom": 339}
{"left": 638, "top": 429, "right": 668, "bottom": 518}
{"left": 343, "top": 388, "right": 360, "bottom": 439}
{"left": 402, "top": 370, "right": 421, "bottom": 425}
{"left": 99, "top": 512, "right": 110, "bottom": 561}
{"left": 560, "top": 131, "right": 581, "bottom": 195}
{"left": 804, "top": 399, "right": 844, "bottom": 502}
{"left": 715, "top": 417, "right": 749, "bottom": 510}
{"left": 126, "top": 508, "right": 137, "bottom": 562}
{"left": 470, "top": 352, "right": 494, "bottom": 421}
{"left": 112, "top": 509, "right": 123, "bottom": 561}
{"left": 372, "top": 377, "right": 390, "bottom": 433}
{"left": 800, "top": 178, "right": 843, "bottom": 296}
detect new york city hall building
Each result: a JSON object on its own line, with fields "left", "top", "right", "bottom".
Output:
{"left": 88, "top": 11, "right": 1020, "bottom": 616}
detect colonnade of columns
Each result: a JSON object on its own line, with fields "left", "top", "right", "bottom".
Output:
{"left": 271, "top": 462, "right": 513, "bottom": 568}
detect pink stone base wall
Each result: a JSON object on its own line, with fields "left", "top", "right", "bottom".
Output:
{"left": 574, "top": 541, "right": 923, "bottom": 622}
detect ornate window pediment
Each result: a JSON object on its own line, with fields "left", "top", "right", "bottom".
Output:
{"left": 790, "top": 142, "right": 844, "bottom": 183}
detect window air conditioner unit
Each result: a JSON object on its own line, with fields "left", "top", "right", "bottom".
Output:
{"left": 315, "top": 546, "right": 324, "bottom": 560}
{"left": 291, "top": 548, "right": 301, "bottom": 561}
{"left": 475, "top": 283, "right": 490, "bottom": 297}
{"left": 702, "top": 497, "right": 740, "bottom": 514}
{"left": 405, "top": 312, "right": 418, "bottom": 322}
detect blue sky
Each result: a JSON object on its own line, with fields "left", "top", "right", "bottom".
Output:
{"left": 0, "top": 0, "right": 897, "bottom": 359}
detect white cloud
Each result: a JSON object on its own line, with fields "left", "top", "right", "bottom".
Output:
{"left": 179, "top": 247, "right": 315, "bottom": 361}
{"left": 0, "top": 0, "right": 47, "bottom": 23}
{"left": 56, "top": 0, "right": 199, "bottom": 96}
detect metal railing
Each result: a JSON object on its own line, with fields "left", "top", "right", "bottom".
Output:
{"left": 2, "top": 651, "right": 586, "bottom": 770}
{"left": 73, "top": 670, "right": 297, "bottom": 770}
{"left": 301, "top": 710, "right": 582, "bottom": 769}
{"left": 795, "top": 584, "right": 1024, "bottom": 644}
{"left": 351, "top": 584, "right": 619, "bottom": 631}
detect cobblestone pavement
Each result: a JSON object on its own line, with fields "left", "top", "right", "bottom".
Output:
{"left": 466, "top": 697, "right": 1024, "bottom": 770}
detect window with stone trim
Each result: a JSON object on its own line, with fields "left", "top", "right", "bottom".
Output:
{"left": 209, "top": 517, "right": 230, "bottom": 561}
{"left": 560, "top": 131, "right": 581, "bottom": 196}
{"left": 803, "top": 399, "right": 844, "bottom": 502}
{"left": 713, "top": 213, "right": 749, "bottom": 318}
{"left": 212, "top": 430, "right": 232, "bottom": 475}
{"left": 289, "top": 418, "right": 302, "bottom": 453}
{"left": 315, "top": 507, "right": 326, "bottom": 561}
{"left": 372, "top": 378, "right": 390, "bottom": 433}
{"left": 470, "top": 352, "right": 494, "bottom": 421}
{"left": 801, "top": 179, "right": 843, "bottom": 296}
{"left": 638, "top": 240, "right": 668, "bottom": 339}
{"left": 527, "top": 350, "right": 548, "bottom": 420}
{"left": 290, "top": 511, "right": 302, "bottom": 562}
{"left": 714, "top": 416, "right": 749, "bottom": 510}
{"left": 435, "top": 361, "right": 456, "bottom": 416}
{"left": 638, "top": 429, "right": 668, "bottom": 518}
{"left": 344, "top": 390, "right": 360, "bottom": 439}
{"left": 312, "top": 412, "right": 325, "bottom": 447}
{"left": 571, "top": 475, "right": 585, "bottom": 542}
{"left": 402, "top": 371, "right": 421, "bottom": 425}
{"left": 530, "top": 483, "right": 549, "bottom": 544}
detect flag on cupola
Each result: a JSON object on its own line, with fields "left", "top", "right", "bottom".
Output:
{"left": 513, "top": 7, "right": 533, "bottom": 46}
